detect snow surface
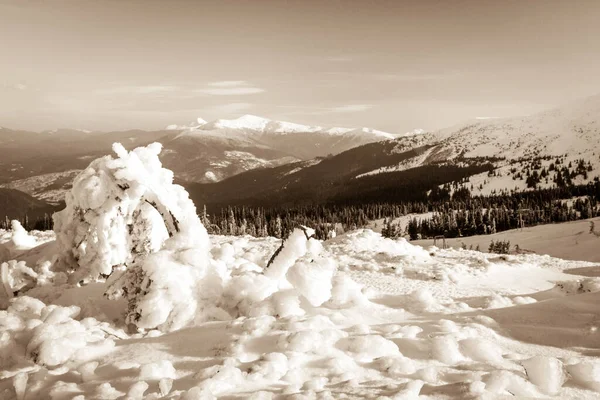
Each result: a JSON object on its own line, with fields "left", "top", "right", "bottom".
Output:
{"left": 1, "top": 226, "right": 600, "bottom": 399}
{"left": 414, "top": 216, "right": 600, "bottom": 263}
{"left": 1, "top": 143, "right": 600, "bottom": 399}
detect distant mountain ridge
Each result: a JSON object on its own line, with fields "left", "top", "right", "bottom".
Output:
{"left": 185, "top": 94, "right": 600, "bottom": 209}
{"left": 166, "top": 114, "right": 398, "bottom": 139}
{"left": 352, "top": 94, "right": 600, "bottom": 196}
{"left": 2, "top": 95, "right": 599, "bottom": 211}
{"left": 0, "top": 115, "right": 400, "bottom": 203}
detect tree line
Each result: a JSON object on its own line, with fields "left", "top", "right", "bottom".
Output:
{"left": 3, "top": 181, "right": 600, "bottom": 242}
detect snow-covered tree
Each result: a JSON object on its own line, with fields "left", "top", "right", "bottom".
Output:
{"left": 227, "top": 208, "right": 236, "bottom": 235}
{"left": 274, "top": 215, "right": 283, "bottom": 239}
{"left": 53, "top": 143, "right": 211, "bottom": 332}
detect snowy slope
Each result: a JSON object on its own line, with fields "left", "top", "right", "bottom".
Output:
{"left": 413, "top": 216, "right": 600, "bottom": 263}
{"left": 357, "top": 94, "right": 600, "bottom": 193}
{"left": 430, "top": 94, "right": 600, "bottom": 160}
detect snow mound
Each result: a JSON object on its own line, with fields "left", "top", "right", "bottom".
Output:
{"left": 327, "top": 229, "right": 433, "bottom": 272}
{"left": 223, "top": 227, "right": 340, "bottom": 318}
{"left": 338, "top": 334, "right": 401, "bottom": 362}
{"left": 522, "top": 356, "right": 566, "bottom": 395}
{"left": 8, "top": 221, "right": 37, "bottom": 251}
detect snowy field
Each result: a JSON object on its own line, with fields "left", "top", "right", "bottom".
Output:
{"left": 2, "top": 225, "right": 600, "bottom": 399}
{"left": 370, "top": 214, "right": 600, "bottom": 263}
{"left": 414, "top": 217, "right": 600, "bottom": 263}
{"left": 1, "top": 143, "right": 600, "bottom": 400}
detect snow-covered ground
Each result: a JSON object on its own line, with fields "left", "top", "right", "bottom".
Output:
{"left": 2, "top": 226, "right": 600, "bottom": 399}
{"left": 1, "top": 143, "right": 600, "bottom": 400}
{"left": 414, "top": 217, "right": 600, "bottom": 263}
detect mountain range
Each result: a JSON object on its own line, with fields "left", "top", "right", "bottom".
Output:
{"left": 0, "top": 116, "right": 399, "bottom": 211}
{"left": 1, "top": 95, "right": 600, "bottom": 218}
{"left": 186, "top": 94, "right": 600, "bottom": 209}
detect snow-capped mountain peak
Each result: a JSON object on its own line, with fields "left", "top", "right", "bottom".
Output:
{"left": 323, "top": 127, "right": 354, "bottom": 135}
{"left": 347, "top": 127, "right": 396, "bottom": 139}
{"left": 265, "top": 120, "right": 323, "bottom": 134}
{"left": 192, "top": 115, "right": 396, "bottom": 140}
{"left": 201, "top": 114, "right": 272, "bottom": 131}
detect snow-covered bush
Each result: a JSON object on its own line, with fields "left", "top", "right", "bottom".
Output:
{"left": 555, "top": 278, "right": 600, "bottom": 294}
{"left": 222, "top": 227, "right": 339, "bottom": 319}
{"left": 53, "top": 143, "right": 211, "bottom": 332}
{"left": 7, "top": 220, "right": 38, "bottom": 251}
{"left": 0, "top": 260, "right": 38, "bottom": 308}
{"left": 0, "top": 296, "right": 114, "bottom": 369}
{"left": 0, "top": 221, "right": 40, "bottom": 264}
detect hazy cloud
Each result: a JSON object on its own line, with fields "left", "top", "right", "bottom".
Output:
{"left": 95, "top": 85, "right": 179, "bottom": 95}
{"left": 1, "top": 83, "right": 28, "bottom": 91}
{"left": 199, "top": 87, "right": 264, "bottom": 96}
{"left": 208, "top": 80, "right": 249, "bottom": 87}
{"left": 205, "top": 102, "right": 253, "bottom": 114}
{"left": 330, "top": 104, "right": 373, "bottom": 113}
{"left": 373, "top": 72, "right": 460, "bottom": 81}
{"left": 197, "top": 80, "right": 265, "bottom": 96}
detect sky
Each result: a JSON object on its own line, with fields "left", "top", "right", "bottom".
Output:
{"left": 1, "top": 0, "right": 600, "bottom": 133}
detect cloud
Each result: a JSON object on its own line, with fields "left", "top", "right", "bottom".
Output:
{"left": 324, "top": 71, "right": 461, "bottom": 82}
{"left": 1, "top": 83, "right": 28, "bottom": 91}
{"left": 198, "top": 87, "right": 265, "bottom": 96}
{"left": 271, "top": 103, "right": 374, "bottom": 116}
{"left": 95, "top": 85, "right": 179, "bottom": 95}
{"left": 373, "top": 71, "right": 461, "bottom": 81}
{"left": 330, "top": 104, "right": 373, "bottom": 113}
{"left": 94, "top": 81, "right": 265, "bottom": 98}
{"left": 208, "top": 80, "right": 248, "bottom": 87}
{"left": 199, "top": 80, "right": 265, "bottom": 96}
{"left": 206, "top": 102, "right": 253, "bottom": 114}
